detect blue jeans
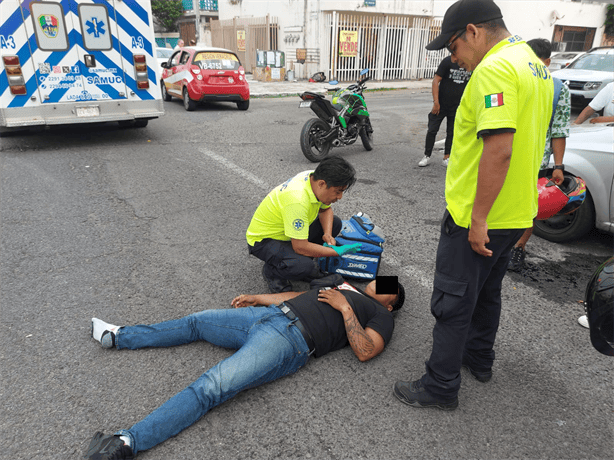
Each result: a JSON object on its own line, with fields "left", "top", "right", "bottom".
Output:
{"left": 113, "top": 306, "right": 311, "bottom": 454}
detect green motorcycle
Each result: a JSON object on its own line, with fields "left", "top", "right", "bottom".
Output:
{"left": 298, "top": 69, "right": 373, "bottom": 162}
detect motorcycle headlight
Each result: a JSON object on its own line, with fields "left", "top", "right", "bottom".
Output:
{"left": 583, "top": 81, "right": 602, "bottom": 91}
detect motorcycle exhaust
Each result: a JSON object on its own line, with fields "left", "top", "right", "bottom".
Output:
{"left": 332, "top": 139, "right": 342, "bottom": 147}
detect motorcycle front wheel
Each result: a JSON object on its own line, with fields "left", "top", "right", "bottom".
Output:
{"left": 360, "top": 119, "right": 374, "bottom": 151}
{"left": 300, "top": 118, "right": 332, "bottom": 162}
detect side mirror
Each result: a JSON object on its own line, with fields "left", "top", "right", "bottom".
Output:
{"left": 161, "top": 62, "right": 168, "bottom": 69}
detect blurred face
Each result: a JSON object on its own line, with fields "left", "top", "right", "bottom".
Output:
{"left": 364, "top": 280, "right": 397, "bottom": 311}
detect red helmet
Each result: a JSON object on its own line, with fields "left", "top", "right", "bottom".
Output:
{"left": 536, "top": 173, "right": 587, "bottom": 221}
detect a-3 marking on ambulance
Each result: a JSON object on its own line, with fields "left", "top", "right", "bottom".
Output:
{"left": 1, "top": 0, "right": 158, "bottom": 108}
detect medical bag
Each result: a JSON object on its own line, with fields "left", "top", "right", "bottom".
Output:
{"left": 318, "top": 213, "right": 384, "bottom": 280}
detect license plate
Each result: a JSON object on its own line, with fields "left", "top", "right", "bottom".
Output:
{"left": 76, "top": 106, "right": 100, "bottom": 117}
{"left": 299, "top": 101, "right": 312, "bottom": 108}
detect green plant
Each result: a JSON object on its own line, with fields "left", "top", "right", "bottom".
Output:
{"left": 605, "top": 4, "right": 614, "bottom": 36}
{"left": 152, "top": 0, "right": 184, "bottom": 32}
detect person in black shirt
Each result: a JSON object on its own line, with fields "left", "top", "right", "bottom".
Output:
{"left": 84, "top": 275, "right": 405, "bottom": 459}
{"left": 418, "top": 55, "right": 471, "bottom": 167}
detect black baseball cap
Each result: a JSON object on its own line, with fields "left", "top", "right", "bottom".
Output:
{"left": 426, "top": 0, "right": 503, "bottom": 50}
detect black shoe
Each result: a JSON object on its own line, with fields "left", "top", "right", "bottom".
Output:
{"left": 461, "top": 359, "right": 492, "bottom": 383}
{"left": 507, "top": 246, "right": 526, "bottom": 272}
{"left": 84, "top": 432, "right": 134, "bottom": 460}
{"left": 393, "top": 379, "right": 458, "bottom": 411}
{"left": 262, "top": 265, "right": 292, "bottom": 293}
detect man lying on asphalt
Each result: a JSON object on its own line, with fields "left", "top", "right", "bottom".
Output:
{"left": 84, "top": 275, "right": 405, "bottom": 459}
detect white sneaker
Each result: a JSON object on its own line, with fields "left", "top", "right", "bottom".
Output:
{"left": 92, "top": 318, "right": 120, "bottom": 348}
{"left": 577, "top": 315, "right": 589, "bottom": 329}
{"left": 418, "top": 156, "right": 431, "bottom": 167}
{"left": 442, "top": 158, "right": 449, "bottom": 167}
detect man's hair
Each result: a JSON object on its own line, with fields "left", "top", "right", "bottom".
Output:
{"left": 475, "top": 18, "right": 508, "bottom": 32}
{"left": 312, "top": 155, "right": 356, "bottom": 190}
{"left": 526, "top": 38, "right": 552, "bottom": 60}
{"left": 392, "top": 282, "right": 406, "bottom": 312}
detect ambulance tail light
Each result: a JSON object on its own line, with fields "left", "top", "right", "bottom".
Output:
{"left": 133, "top": 55, "right": 150, "bottom": 90}
{"left": 3, "top": 55, "right": 27, "bottom": 95}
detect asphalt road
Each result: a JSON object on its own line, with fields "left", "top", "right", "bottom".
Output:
{"left": 1, "top": 90, "right": 612, "bottom": 460}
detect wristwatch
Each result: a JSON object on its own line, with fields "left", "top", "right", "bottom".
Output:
{"left": 553, "top": 164, "right": 565, "bottom": 171}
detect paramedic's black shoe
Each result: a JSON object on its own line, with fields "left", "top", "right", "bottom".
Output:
{"left": 84, "top": 432, "right": 134, "bottom": 460}
{"left": 262, "top": 265, "right": 292, "bottom": 293}
{"left": 462, "top": 358, "right": 492, "bottom": 383}
{"left": 507, "top": 246, "right": 525, "bottom": 271}
{"left": 393, "top": 379, "right": 458, "bottom": 411}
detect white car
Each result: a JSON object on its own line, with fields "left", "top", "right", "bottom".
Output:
{"left": 156, "top": 47, "right": 175, "bottom": 69}
{"left": 552, "top": 47, "right": 614, "bottom": 107}
{"left": 534, "top": 122, "right": 614, "bottom": 242}
{"left": 548, "top": 51, "right": 584, "bottom": 71}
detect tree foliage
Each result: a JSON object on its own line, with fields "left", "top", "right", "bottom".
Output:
{"left": 605, "top": 4, "right": 614, "bottom": 36}
{"left": 152, "top": 0, "right": 184, "bottom": 32}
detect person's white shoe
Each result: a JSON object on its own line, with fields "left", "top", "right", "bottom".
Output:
{"left": 92, "top": 318, "right": 120, "bottom": 348}
{"left": 418, "top": 156, "right": 431, "bottom": 167}
{"left": 577, "top": 315, "right": 589, "bottom": 329}
{"left": 442, "top": 158, "right": 449, "bottom": 167}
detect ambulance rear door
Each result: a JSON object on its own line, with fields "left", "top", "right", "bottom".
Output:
{"left": 26, "top": 0, "right": 129, "bottom": 113}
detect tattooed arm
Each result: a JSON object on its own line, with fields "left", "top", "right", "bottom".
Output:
{"left": 317, "top": 289, "right": 385, "bottom": 362}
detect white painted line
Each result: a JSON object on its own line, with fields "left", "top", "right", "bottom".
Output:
{"left": 196, "top": 147, "right": 271, "bottom": 192}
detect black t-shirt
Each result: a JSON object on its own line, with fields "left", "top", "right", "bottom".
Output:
{"left": 285, "top": 282, "right": 394, "bottom": 358}
{"left": 436, "top": 56, "right": 471, "bottom": 109}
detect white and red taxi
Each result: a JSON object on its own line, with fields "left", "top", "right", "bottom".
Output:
{"left": 160, "top": 46, "right": 250, "bottom": 111}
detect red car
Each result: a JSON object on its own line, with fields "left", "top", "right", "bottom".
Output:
{"left": 160, "top": 46, "right": 250, "bottom": 111}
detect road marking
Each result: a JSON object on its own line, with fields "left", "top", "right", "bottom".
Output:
{"left": 196, "top": 147, "right": 271, "bottom": 192}
{"left": 385, "top": 253, "right": 433, "bottom": 290}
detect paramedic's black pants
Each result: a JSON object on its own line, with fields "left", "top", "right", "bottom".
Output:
{"left": 248, "top": 216, "right": 342, "bottom": 281}
{"left": 421, "top": 210, "right": 525, "bottom": 399}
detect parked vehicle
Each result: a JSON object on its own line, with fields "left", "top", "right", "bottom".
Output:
{"left": 552, "top": 47, "right": 614, "bottom": 107}
{"left": 548, "top": 51, "right": 584, "bottom": 71}
{"left": 0, "top": 0, "right": 164, "bottom": 134}
{"left": 534, "top": 122, "right": 614, "bottom": 242}
{"left": 156, "top": 47, "right": 174, "bottom": 70}
{"left": 298, "top": 69, "right": 373, "bottom": 162}
{"left": 160, "top": 46, "right": 249, "bottom": 111}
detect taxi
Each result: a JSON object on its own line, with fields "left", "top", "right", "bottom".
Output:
{"left": 160, "top": 46, "right": 250, "bottom": 111}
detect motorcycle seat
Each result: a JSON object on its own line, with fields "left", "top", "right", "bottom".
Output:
{"left": 302, "top": 91, "right": 325, "bottom": 99}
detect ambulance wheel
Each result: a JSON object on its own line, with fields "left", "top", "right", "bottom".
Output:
{"left": 183, "top": 88, "right": 196, "bottom": 111}
{"left": 161, "top": 82, "right": 172, "bottom": 101}
{"left": 237, "top": 99, "right": 249, "bottom": 110}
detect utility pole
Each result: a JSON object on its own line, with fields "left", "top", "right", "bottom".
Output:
{"left": 193, "top": 0, "right": 201, "bottom": 43}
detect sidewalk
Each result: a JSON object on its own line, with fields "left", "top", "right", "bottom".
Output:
{"left": 247, "top": 74, "right": 431, "bottom": 98}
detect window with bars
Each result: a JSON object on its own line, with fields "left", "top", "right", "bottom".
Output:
{"left": 182, "top": 0, "right": 218, "bottom": 11}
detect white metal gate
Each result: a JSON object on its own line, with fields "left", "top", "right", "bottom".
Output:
{"left": 324, "top": 13, "right": 447, "bottom": 82}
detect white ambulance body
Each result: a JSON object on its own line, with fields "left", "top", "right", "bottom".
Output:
{"left": 0, "top": 0, "right": 164, "bottom": 132}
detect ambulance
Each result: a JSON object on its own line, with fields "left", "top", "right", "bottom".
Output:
{"left": 0, "top": 0, "right": 164, "bottom": 133}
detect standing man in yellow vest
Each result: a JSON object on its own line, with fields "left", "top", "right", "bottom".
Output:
{"left": 393, "top": 0, "right": 554, "bottom": 410}
{"left": 247, "top": 156, "right": 360, "bottom": 293}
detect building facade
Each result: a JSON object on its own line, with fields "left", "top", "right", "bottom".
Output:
{"left": 204, "top": 0, "right": 610, "bottom": 81}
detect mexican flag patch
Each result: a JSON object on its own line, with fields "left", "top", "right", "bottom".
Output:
{"left": 485, "top": 93, "right": 504, "bottom": 108}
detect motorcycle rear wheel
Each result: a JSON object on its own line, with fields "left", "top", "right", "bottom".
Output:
{"left": 300, "top": 118, "right": 332, "bottom": 162}
{"left": 360, "top": 119, "right": 374, "bottom": 151}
